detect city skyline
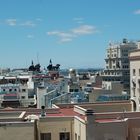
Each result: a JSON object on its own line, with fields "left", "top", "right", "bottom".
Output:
{"left": 0, "top": 0, "right": 140, "bottom": 69}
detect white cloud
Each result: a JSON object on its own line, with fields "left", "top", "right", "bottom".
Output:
{"left": 60, "top": 38, "right": 73, "bottom": 43}
{"left": 47, "top": 24, "right": 98, "bottom": 43}
{"left": 71, "top": 25, "right": 97, "bottom": 35}
{"left": 27, "top": 34, "right": 34, "bottom": 39}
{"left": 134, "top": 9, "right": 140, "bottom": 15}
{"left": 20, "top": 21, "right": 36, "bottom": 27}
{"left": 6, "top": 19, "right": 17, "bottom": 26}
{"left": 57, "top": 32, "right": 75, "bottom": 43}
{"left": 48, "top": 31, "right": 73, "bottom": 37}
{"left": 4, "top": 19, "right": 38, "bottom": 28}
{"left": 57, "top": 32, "right": 75, "bottom": 38}
{"left": 47, "top": 31, "right": 75, "bottom": 43}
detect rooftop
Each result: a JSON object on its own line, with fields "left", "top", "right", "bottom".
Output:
{"left": 0, "top": 101, "right": 138, "bottom": 123}
{"left": 0, "top": 111, "right": 25, "bottom": 122}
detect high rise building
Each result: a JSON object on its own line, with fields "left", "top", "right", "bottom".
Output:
{"left": 102, "top": 39, "right": 137, "bottom": 94}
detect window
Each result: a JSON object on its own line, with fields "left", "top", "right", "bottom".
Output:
{"left": 22, "top": 89, "right": 26, "bottom": 92}
{"left": 139, "top": 69, "right": 140, "bottom": 76}
{"left": 123, "top": 59, "right": 128, "bottom": 63}
{"left": 28, "top": 93, "right": 34, "bottom": 98}
{"left": 117, "top": 72, "right": 120, "bottom": 75}
{"left": 40, "top": 133, "right": 51, "bottom": 140}
{"left": 59, "top": 132, "right": 70, "bottom": 140}
{"left": 75, "top": 133, "right": 77, "bottom": 140}
{"left": 21, "top": 96, "right": 25, "bottom": 99}
{"left": 106, "top": 60, "right": 108, "bottom": 64}
{"left": 123, "top": 53, "right": 128, "bottom": 57}
{"left": 133, "top": 69, "right": 136, "bottom": 76}
{"left": 78, "top": 136, "right": 80, "bottom": 140}
{"left": 75, "top": 89, "right": 79, "bottom": 92}
{"left": 123, "top": 65, "right": 128, "bottom": 69}
{"left": 138, "top": 80, "right": 140, "bottom": 89}
{"left": 133, "top": 87, "right": 136, "bottom": 97}
{"left": 9, "top": 89, "right": 12, "bottom": 92}
{"left": 69, "top": 89, "right": 73, "bottom": 92}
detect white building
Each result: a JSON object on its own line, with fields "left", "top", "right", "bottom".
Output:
{"left": 68, "top": 69, "right": 81, "bottom": 93}
{"left": 102, "top": 38, "right": 137, "bottom": 94}
{"left": 0, "top": 74, "right": 36, "bottom": 108}
{"left": 129, "top": 49, "right": 140, "bottom": 111}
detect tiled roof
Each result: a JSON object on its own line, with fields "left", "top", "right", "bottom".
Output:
{"left": 46, "top": 107, "right": 86, "bottom": 120}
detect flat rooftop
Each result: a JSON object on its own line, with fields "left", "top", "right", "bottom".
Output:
{"left": 0, "top": 111, "right": 25, "bottom": 122}
{"left": 0, "top": 101, "right": 137, "bottom": 123}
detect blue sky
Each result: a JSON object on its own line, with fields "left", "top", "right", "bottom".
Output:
{"left": 0, "top": 0, "right": 140, "bottom": 69}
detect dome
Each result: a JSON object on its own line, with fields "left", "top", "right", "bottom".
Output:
{"left": 69, "top": 68, "right": 76, "bottom": 73}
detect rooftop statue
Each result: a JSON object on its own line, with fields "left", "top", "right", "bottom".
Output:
{"left": 47, "top": 59, "right": 60, "bottom": 71}
{"left": 28, "top": 61, "right": 41, "bottom": 72}
{"left": 34, "top": 64, "right": 41, "bottom": 72}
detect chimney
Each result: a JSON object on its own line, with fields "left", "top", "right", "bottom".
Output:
{"left": 85, "top": 109, "right": 95, "bottom": 123}
{"left": 85, "top": 109, "right": 96, "bottom": 140}
{"left": 40, "top": 106, "right": 46, "bottom": 117}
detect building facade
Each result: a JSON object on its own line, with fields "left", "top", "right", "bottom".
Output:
{"left": 102, "top": 39, "right": 137, "bottom": 94}
{"left": 2, "top": 101, "right": 140, "bottom": 140}
{"left": 129, "top": 49, "right": 140, "bottom": 111}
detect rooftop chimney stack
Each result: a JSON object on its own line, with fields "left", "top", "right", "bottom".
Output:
{"left": 85, "top": 109, "right": 95, "bottom": 123}
{"left": 85, "top": 109, "right": 96, "bottom": 140}
{"left": 41, "top": 106, "right": 46, "bottom": 117}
